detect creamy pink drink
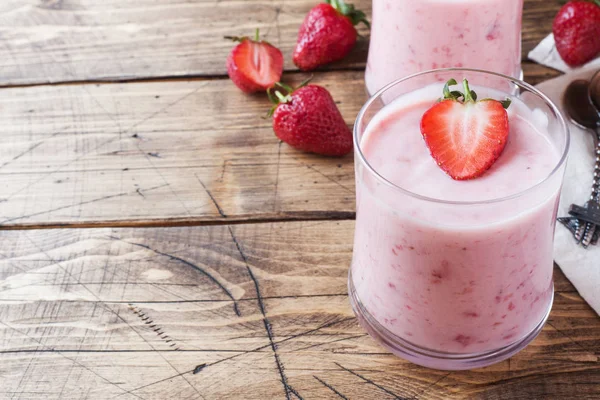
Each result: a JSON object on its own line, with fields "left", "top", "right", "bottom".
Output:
{"left": 365, "top": 0, "right": 523, "bottom": 94}
{"left": 350, "top": 70, "right": 569, "bottom": 370}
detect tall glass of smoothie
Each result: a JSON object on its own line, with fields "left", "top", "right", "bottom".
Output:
{"left": 350, "top": 69, "right": 569, "bottom": 370}
{"left": 365, "top": 0, "right": 524, "bottom": 94}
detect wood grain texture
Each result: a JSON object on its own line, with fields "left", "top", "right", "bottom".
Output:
{"left": 0, "top": 63, "right": 561, "bottom": 228}
{"left": 0, "top": 72, "right": 360, "bottom": 228}
{"left": 0, "top": 1, "right": 592, "bottom": 399}
{"left": 0, "top": 222, "right": 599, "bottom": 400}
{"left": 0, "top": 0, "right": 563, "bottom": 85}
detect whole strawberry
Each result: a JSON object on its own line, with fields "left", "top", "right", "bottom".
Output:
{"left": 553, "top": 0, "right": 600, "bottom": 67}
{"left": 268, "top": 82, "right": 353, "bottom": 156}
{"left": 293, "top": 0, "right": 369, "bottom": 71}
{"left": 420, "top": 79, "right": 511, "bottom": 180}
{"left": 226, "top": 29, "right": 284, "bottom": 93}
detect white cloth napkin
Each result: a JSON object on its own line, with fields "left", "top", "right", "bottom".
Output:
{"left": 528, "top": 34, "right": 600, "bottom": 73}
{"left": 534, "top": 68, "right": 600, "bottom": 316}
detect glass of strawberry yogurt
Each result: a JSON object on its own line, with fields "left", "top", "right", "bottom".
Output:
{"left": 350, "top": 68, "right": 569, "bottom": 370}
{"left": 365, "top": 0, "right": 524, "bottom": 95}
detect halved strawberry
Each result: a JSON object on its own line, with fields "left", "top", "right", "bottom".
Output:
{"left": 226, "top": 29, "right": 284, "bottom": 93}
{"left": 420, "top": 79, "right": 511, "bottom": 180}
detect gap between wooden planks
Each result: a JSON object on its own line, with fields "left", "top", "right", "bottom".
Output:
{"left": 0, "top": 1, "right": 588, "bottom": 399}
{"left": 0, "top": 0, "right": 563, "bottom": 85}
{"left": 0, "top": 221, "right": 599, "bottom": 400}
{"left": 0, "top": 0, "right": 563, "bottom": 230}
{"left": 0, "top": 71, "right": 360, "bottom": 229}
{"left": 0, "top": 64, "right": 560, "bottom": 230}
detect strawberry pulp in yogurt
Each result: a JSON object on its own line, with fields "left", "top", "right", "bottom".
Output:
{"left": 365, "top": 0, "right": 523, "bottom": 94}
{"left": 351, "top": 77, "right": 567, "bottom": 362}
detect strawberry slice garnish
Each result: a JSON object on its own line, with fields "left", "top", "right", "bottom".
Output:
{"left": 420, "top": 79, "right": 511, "bottom": 180}
{"left": 226, "top": 29, "right": 284, "bottom": 93}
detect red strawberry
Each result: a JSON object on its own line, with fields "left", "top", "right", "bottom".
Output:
{"left": 226, "top": 29, "right": 284, "bottom": 93}
{"left": 552, "top": 0, "right": 600, "bottom": 67}
{"left": 420, "top": 79, "right": 511, "bottom": 180}
{"left": 293, "top": 0, "right": 369, "bottom": 71}
{"left": 268, "top": 82, "right": 352, "bottom": 156}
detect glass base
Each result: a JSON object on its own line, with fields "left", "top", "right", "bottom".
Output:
{"left": 348, "top": 269, "right": 553, "bottom": 371}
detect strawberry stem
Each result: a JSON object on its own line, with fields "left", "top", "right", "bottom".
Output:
{"left": 594, "top": 0, "right": 600, "bottom": 8}
{"left": 266, "top": 82, "right": 295, "bottom": 117}
{"left": 325, "top": 0, "right": 370, "bottom": 29}
{"left": 266, "top": 79, "right": 314, "bottom": 117}
{"left": 275, "top": 91, "right": 290, "bottom": 102}
{"left": 267, "top": 88, "right": 278, "bottom": 105}
{"left": 298, "top": 75, "right": 313, "bottom": 88}
{"left": 440, "top": 78, "right": 511, "bottom": 109}
{"left": 442, "top": 79, "right": 464, "bottom": 101}
{"left": 443, "top": 79, "right": 459, "bottom": 100}
{"left": 224, "top": 35, "right": 246, "bottom": 42}
{"left": 225, "top": 29, "right": 263, "bottom": 43}
{"left": 462, "top": 79, "right": 477, "bottom": 103}
{"left": 500, "top": 99, "right": 512, "bottom": 109}
{"left": 275, "top": 82, "right": 294, "bottom": 94}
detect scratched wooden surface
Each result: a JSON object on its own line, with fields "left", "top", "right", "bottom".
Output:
{"left": 0, "top": 0, "right": 559, "bottom": 85}
{"left": 2, "top": 0, "right": 599, "bottom": 399}
{"left": 0, "top": 72, "right": 359, "bottom": 228}
{"left": 0, "top": 0, "right": 562, "bottom": 229}
{"left": 1, "top": 223, "right": 600, "bottom": 400}
{"left": 0, "top": 63, "right": 559, "bottom": 229}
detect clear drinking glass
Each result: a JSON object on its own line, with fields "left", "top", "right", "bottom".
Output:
{"left": 350, "top": 69, "right": 569, "bottom": 370}
{"left": 365, "top": 0, "right": 524, "bottom": 95}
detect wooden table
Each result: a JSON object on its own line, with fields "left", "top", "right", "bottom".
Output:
{"left": 0, "top": 1, "right": 598, "bottom": 399}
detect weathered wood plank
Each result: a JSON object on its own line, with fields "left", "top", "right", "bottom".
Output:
{"left": 0, "top": 64, "right": 561, "bottom": 228}
{"left": 0, "top": 222, "right": 598, "bottom": 399}
{"left": 0, "top": 0, "right": 563, "bottom": 85}
{"left": 0, "top": 352, "right": 286, "bottom": 400}
{"left": 0, "top": 72, "right": 361, "bottom": 227}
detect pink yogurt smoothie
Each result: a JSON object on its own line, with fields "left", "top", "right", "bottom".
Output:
{"left": 365, "top": 0, "right": 524, "bottom": 95}
{"left": 352, "top": 86, "right": 562, "bottom": 354}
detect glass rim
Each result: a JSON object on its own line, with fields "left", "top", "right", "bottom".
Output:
{"left": 353, "top": 67, "right": 570, "bottom": 206}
